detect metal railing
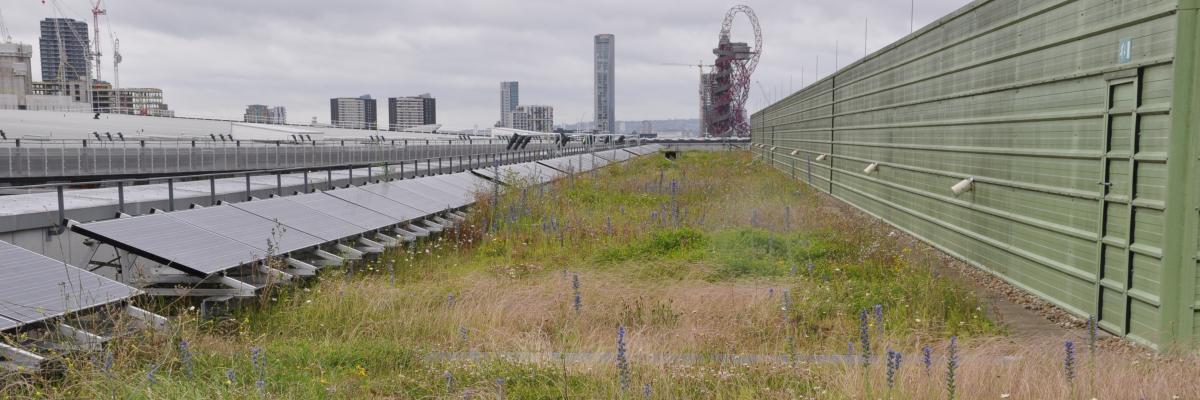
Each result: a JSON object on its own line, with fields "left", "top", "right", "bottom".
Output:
{"left": 0, "top": 138, "right": 573, "bottom": 179}
{"left": 4, "top": 141, "right": 634, "bottom": 234}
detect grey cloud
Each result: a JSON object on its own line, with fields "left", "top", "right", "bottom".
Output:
{"left": 3, "top": 0, "right": 970, "bottom": 127}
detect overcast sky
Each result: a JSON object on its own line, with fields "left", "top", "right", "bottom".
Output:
{"left": 3, "top": 0, "right": 969, "bottom": 128}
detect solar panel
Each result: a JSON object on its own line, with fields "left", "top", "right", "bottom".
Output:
{"left": 424, "top": 176, "right": 487, "bottom": 204}
{"left": 398, "top": 179, "right": 471, "bottom": 209}
{"left": 166, "top": 205, "right": 325, "bottom": 254}
{"left": 593, "top": 151, "right": 617, "bottom": 162}
{"left": 461, "top": 172, "right": 493, "bottom": 187}
{"left": 537, "top": 158, "right": 572, "bottom": 174}
{"left": 0, "top": 315, "right": 18, "bottom": 331}
{"left": 286, "top": 192, "right": 398, "bottom": 231}
{"left": 433, "top": 172, "right": 490, "bottom": 193}
{"left": 472, "top": 167, "right": 503, "bottom": 181}
{"left": 358, "top": 181, "right": 443, "bottom": 214}
{"left": 72, "top": 214, "right": 264, "bottom": 276}
{"left": 231, "top": 197, "right": 366, "bottom": 242}
{"left": 324, "top": 186, "right": 427, "bottom": 222}
{"left": 0, "top": 240, "right": 141, "bottom": 326}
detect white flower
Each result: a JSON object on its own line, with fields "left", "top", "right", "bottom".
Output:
{"left": 188, "top": 306, "right": 196, "bottom": 311}
{"left": 1000, "top": 394, "right": 1010, "bottom": 398}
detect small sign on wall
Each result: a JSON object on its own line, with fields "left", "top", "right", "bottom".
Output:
{"left": 1118, "top": 38, "right": 1133, "bottom": 64}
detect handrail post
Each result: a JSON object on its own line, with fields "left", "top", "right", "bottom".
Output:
{"left": 210, "top": 176, "right": 217, "bottom": 205}
{"left": 167, "top": 178, "right": 175, "bottom": 211}
{"left": 117, "top": 181, "right": 125, "bottom": 213}
{"left": 56, "top": 185, "right": 65, "bottom": 232}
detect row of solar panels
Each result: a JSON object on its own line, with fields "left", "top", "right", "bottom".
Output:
{"left": 70, "top": 172, "right": 486, "bottom": 277}
{"left": 0, "top": 144, "right": 658, "bottom": 336}
{"left": 68, "top": 144, "right": 659, "bottom": 277}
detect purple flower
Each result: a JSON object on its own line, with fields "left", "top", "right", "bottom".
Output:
{"left": 179, "top": 339, "right": 193, "bottom": 379}
{"left": 616, "top": 325, "right": 630, "bottom": 393}
{"left": 886, "top": 349, "right": 902, "bottom": 389}
{"left": 922, "top": 345, "right": 932, "bottom": 375}
{"left": 874, "top": 304, "right": 884, "bottom": 333}
{"left": 1064, "top": 341, "right": 1076, "bottom": 381}
{"left": 947, "top": 337, "right": 958, "bottom": 399}
{"left": 572, "top": 274, "right": 582, "bottom": 313}
{"left": 859, "top": 309, "right": 871, "bottom": 366}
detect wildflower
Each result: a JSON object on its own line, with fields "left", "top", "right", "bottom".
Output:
{"left": 179, "top": 339, "right": 194, "bottom": 379}
{"left": 572, "top": 273, "right": 582, "bottom": 314}
{"left": 643, "top": 382, "right": 653, "bottom": 399}
{"left": 496, "top": 378, "right": 507, "bottom": 399}
{"left": 616, "top": 325, "right": 631, "bottom": 393}
{"left": 146, "top": 363, "right": 159, "bottom": 385}
{"left": 355, "top": 364, "right": 367, "bottom": 377}
{"left": 459, "top": 326, "right": 469, "bottom": 342}
{"left": 226, "top": 368, "right": 236, "bottom": 385}
{"left": 922, "top": 346, "right": 932, "bottom": 375}
{"left": 444, "top": 370, "right": 454, "bottom": 393}
{"left": 874, "top": 304, "right": 884, "bottom": 333}
{"left": 886, "top": 349, "right": 902, "bottom": 389}
{"left": 768, "top": 287, "right": 775, "bottom": 298}
{"left": 1087, "top": 315, "right": 1098, "bottom": 354}
{"left": 807, "top": 261, "right": 815, "bottom": 275}
{"left": 859, "top": 309, "right": 872, "bottom": 366}
{"left": 947, "top": 336, "right": 958, "bottom": 400}
{"left": 1064, "top": 341, "right": 1076, "bottom": 382}
{"left": 101, "top": 350, "right": 113, "bottom": 375}
{"left": 251, "top": 347, "right": 266, "bottom": 393}
{"left": 781, "top": 290, "right": 791, "bottom": 311}
{"left": 447, "top": 293, "right": 457, "bottom": 307}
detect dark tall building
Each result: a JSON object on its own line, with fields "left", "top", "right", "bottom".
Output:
{"left": 330, "top": 95, "right": 377, "bottom": 130}
{"left": 39, "top": 18, "right": 90, "bottom": 84}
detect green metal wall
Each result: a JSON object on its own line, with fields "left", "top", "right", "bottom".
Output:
{"left": 752, "top": 0, "right": 1200, "bottom": 350}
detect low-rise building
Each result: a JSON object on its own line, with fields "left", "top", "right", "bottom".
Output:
{"left": 89, "top": 82, "right": 173, "bottom": 117}
{"left": 244, "top": 104, "right": 287, "bottom": 124}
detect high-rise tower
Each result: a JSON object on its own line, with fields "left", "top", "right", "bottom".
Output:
{"left": 593, "top": 34, "right": 615, "bottom": 134}
{"left": 500, "top": 81, "right": 518, "bottom": 127}
{"left": 39, "top": 18, "right": 90, "bottom": 84}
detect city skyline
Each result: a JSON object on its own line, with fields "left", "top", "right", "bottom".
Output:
{"left": 1, "top": 0, "right": 968, "bottom": 127}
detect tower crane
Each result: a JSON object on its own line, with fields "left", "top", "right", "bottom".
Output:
{"left": 658, "top": 62, "right": 716, "bottom": 136}
{"left": 91, "top": 0, "right": 106, "bottom": 81}
{"left": 0, "top": 8, "right": 12, "bottom": 43}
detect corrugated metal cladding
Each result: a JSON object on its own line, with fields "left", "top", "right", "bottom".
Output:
{"left": 752, "top": 0, "right": 1200, "bottom": 350}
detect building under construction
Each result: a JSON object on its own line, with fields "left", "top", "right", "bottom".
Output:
{"left": 752, "top": 0, "right": 1200, "bottom": 350}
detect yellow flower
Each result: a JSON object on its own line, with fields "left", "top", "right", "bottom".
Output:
{"left": 355, "top": 365, "right": 367, "bottom": 377}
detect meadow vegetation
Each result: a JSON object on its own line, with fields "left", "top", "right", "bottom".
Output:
{"left": 3, "top": 151, "right": 1198, "bottom": 398}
